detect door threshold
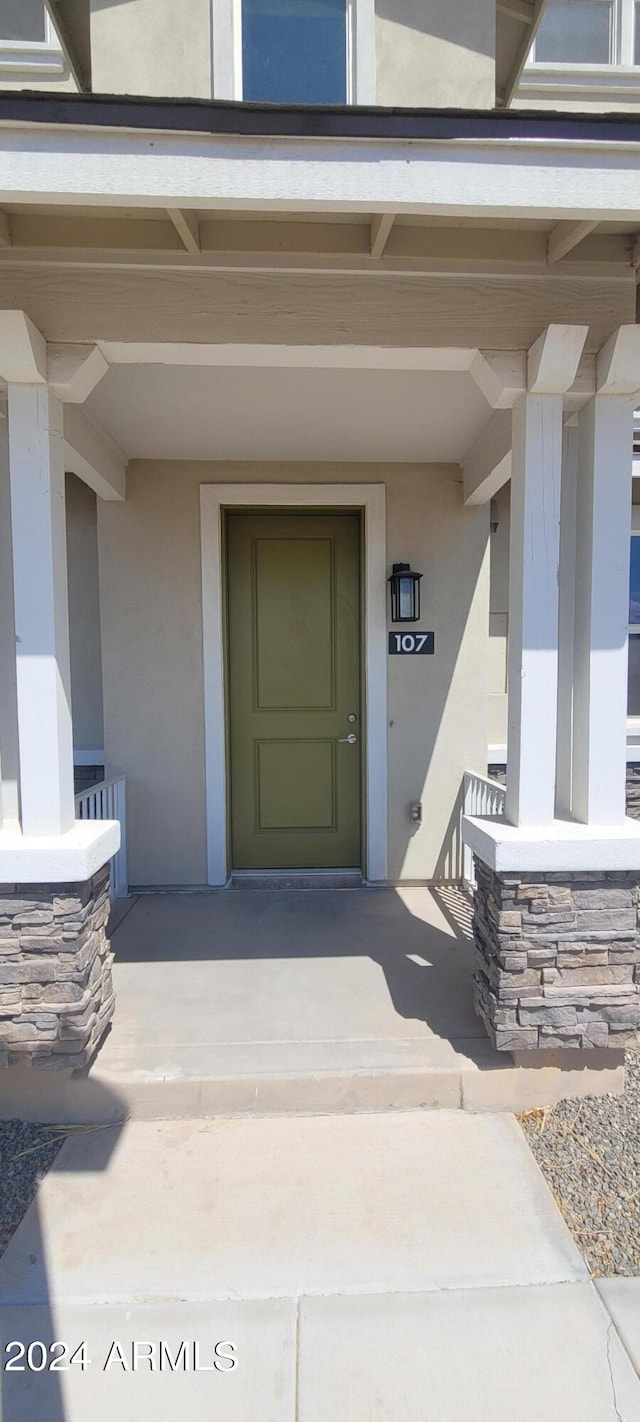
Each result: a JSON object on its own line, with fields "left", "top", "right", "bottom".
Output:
{"left": 230, "top": 869, "right": 364, "bottom": 891}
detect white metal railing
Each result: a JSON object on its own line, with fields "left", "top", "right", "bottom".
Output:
{"left": 462, "top": 770, "right": 506, "bottom": 888}
{"left": 75, "top": 775, "right": 128, "bottom": 898}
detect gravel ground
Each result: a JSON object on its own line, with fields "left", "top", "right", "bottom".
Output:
{"left": 520, "top": 1048, "right": 640, "bottom": 1277}
{"left": 0, "top": 1120, "right": 67, "bottom": 1259}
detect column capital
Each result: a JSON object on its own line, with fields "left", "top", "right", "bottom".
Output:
{"left": 472, "top": 325, "right": 589, "bottom": 408}
{"left": 0, "top": 311, "right": 46, "bottom": 385}
{"left": 527, "top": 324, "right": 588, "bottom": 395}
{"left": 596, "top": 325, "right": 640, "bottom": 395}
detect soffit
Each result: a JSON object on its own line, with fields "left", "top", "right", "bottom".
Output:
{"left": 85, "top": 364, "right": 491, "bottom": 464}
{"left": 0, "top": 203, "right": 636, "bottom": 273}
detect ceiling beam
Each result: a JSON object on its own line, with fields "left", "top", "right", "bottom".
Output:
{"left": 370, "top": 213, "right": 395, "bottom": 259}
{"left": 48, "top": 342, "right": 109, "bottom": 402}
{"left": 166, "top": 208, "right": 201, "bottom": 255}
{"left": 462, "top": 410, "right": 512, "bottom": 506}
{"left": 63, "top": 405, "right": 127, "bottom": 501}
{"left": 547, "top": 220, "right": 599, "bottom": 264}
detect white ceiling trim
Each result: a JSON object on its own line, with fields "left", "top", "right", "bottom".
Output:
{"left": 1, "top": 125, "right": 640, "bottom": 222}
{"left": 97, "top": 342, "right": 479, "bottom": 371}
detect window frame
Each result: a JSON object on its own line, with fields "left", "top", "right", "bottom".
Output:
{"left": 521, "top": 0, "right": 640, "bottom": 98}
{"left": 211, "top": 0, "right": 376, "bottom": 105}
{"left": 0, "top": 5, "right": 66, "bottom": 77}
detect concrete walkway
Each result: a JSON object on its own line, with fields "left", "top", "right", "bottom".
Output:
{"left": 1, "top": 1110, "right": 640, "bottom": 1419}
{"left": 0, "top": 887, "right": 624, "bottom": 1123}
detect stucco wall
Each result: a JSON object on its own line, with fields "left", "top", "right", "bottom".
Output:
{"left": 87, "top": 0, "right": 495, "bottom": 107}
{"left": 98, "top": 462, "right": 489, "bottom": 887}
{"left": 90, "top": 0, "right": 211, "bottom": 98}
{"left": 66, "top": 473, "right": 104, "bottom": 753}
{"left": 375, "top": 0, "right": 495, "bottom": 109}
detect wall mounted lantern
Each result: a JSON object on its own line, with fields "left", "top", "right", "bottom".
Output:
{"left": 388, "top": 563, "right": 422, "bottom": 623}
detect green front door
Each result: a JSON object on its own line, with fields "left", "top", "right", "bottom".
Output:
{"left": 227, "top": 511, "right": 362, "bottom": 869}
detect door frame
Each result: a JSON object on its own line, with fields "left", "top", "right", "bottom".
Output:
{"left": 200, "top": 483, "right": 387, "bottom": 884}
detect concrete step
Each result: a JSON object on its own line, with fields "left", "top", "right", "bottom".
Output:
{"left": 0, "top": 1038, "right": 624, "bottom": 1124}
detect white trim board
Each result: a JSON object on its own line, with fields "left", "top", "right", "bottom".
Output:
{"left": 99, "top": 343, "right": 479, "bottom": 371}
{"left": 0, "top": 820, "right": 119, "bottom": 882}
{"left": 3, "top": 126, "right": 640, "bottom": 220}
{"left": 463, "top": 813, "right": 640, "bottom": 873}
{"left": 200, "top": 482, "right": 388, "bottom": 885}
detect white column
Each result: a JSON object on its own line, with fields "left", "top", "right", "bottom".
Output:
{"left": 572, "top": 393, "right": 635, "bottom": 825}
{"left": 8, "top": 384, "right": 75, "bottom": 836}
{"left": 505, "top": 392, "right": 563, "bottom": 827}
{"left": 555, "top": 423, "right": 579, "bottom": 818}
{"left": 0, "top": 405, "right": 20, "bottom": 827}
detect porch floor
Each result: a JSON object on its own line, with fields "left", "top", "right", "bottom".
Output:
{"left": 0, "top": 887, "right": 626, "bottom": 1121}
{"left": 104, "top": 885, "right": 487, "bottom": 1111}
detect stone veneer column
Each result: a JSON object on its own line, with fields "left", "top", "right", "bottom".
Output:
{"left": 0, "top": 316, "right": 119, "bottom": 1073}
{"left": 0, "top": 864, "right": 115, "bottom": 1068}
{"left": 473, "top": 857, "right": 640, "bottom": 1051}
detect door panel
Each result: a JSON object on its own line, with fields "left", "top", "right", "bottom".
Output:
{"left": 255, "top": 739, "right": 336, "bottom": 831}
{"left": 254, "top": 538, "right": 335, "bottom": 710}
{"left": 227, "top": 512, "right": 361, "bottom": 869}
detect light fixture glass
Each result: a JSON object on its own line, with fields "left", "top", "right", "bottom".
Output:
{"left": 388, "top": 563, "right": 422, "bottom": 623}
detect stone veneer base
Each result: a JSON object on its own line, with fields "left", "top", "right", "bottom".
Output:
{"left": 0, "top": 864, "right": 114, "bottom": 1069}
{"left": 473, "top": 857, "right": 640, "bottom": 1051}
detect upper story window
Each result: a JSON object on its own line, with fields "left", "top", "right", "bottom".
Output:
{"left": 242, "top": 0, "right": 347, "bottom": 104}
{"left": 528, "top": 0, "right": 640, "bottom": 70}
{"left": 0, "top": 0, "right": 66, "bottom": 75}
{"left": 0, "top": 0, "right": 47, "bottom": 42}
{"left": 212, "top": 0, "right": 374, "bottom": 105}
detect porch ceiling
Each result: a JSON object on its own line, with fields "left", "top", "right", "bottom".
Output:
{"left": 84, "top": 364, "right": 491, "bottom": 464}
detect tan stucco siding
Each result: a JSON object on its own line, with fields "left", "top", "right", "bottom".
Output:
{"left": 98, "top": 461, "right": 488, "bottom": 887}
{"left": 98, "top": 463, "right": 209, "bottom": 887}
{"left": 385, "top": 464, "right": 489, "bottom": 880}
{"left": 89, "top": 0, "right": 212, "bottom": 98}
{"left": 65, "top": 473, "right": 104, "bottom": 753}
{"left": 376, "top": 0, "right": 495, "bottom": 109}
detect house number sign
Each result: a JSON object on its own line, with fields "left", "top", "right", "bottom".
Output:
{"left": 388, "top": 631, "right": 435, "bottom": 655}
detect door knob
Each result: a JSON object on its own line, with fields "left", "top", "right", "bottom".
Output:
{"left": 338, "top": 733, "right": 358, "bottom": 744}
